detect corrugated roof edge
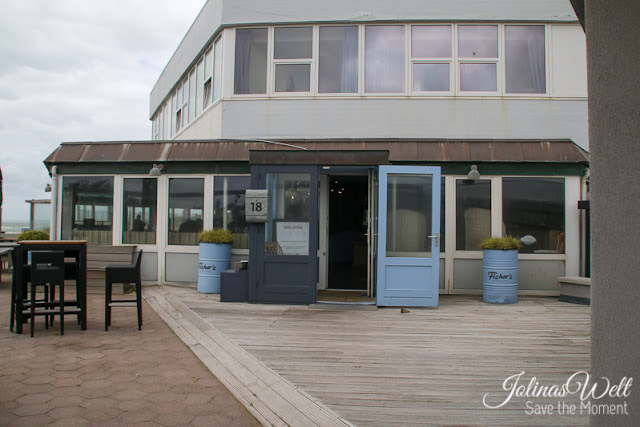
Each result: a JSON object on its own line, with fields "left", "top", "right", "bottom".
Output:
{"left": 43, "top": 138, "right": 590, "bottom": 166}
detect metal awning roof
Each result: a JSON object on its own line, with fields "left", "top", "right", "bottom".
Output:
{"left": 44, "top": 138, "right": 589, "bottom": 167}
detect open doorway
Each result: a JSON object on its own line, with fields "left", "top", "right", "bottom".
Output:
{"left": 317, "top": 174, "right": 373, "bottom": 303}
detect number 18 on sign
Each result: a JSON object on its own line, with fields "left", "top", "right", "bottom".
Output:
{"left": 245, "top": 189, "right": 269, "bottom": 223}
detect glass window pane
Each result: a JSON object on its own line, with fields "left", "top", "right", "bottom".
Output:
{"left": 319, "top": 26, "right": 358, "bottom": 93}
{"left": 365, "top": 26, "right": 405, "bottom": 93}
{"left": 458, "top": 25, "right": 498, "bottom": 58}
{"left": 213, "top": 176, "right": 251, "bottom": 250}
{"left": 123, "top": 178, "right": 157, "bottom": 245}
{"left": 234, "top": 28, "right": 268, "bottom": 94}
{"left": 456, "top": 179, "right": 491, "bottom": 251}
{"left": 386, "top": 174, "right": 432, "bottom": 257}
{"left": 213, "top": 38, "right": 223, "bottom": 101}
{"left": 196, "top": 60, "right": 204, "bottom": 116}
{"left": 265, "top": 173, "right": 310, "bottom": 255}
{"left": 168, "top": 178, "right": 204, "bottom": 246}
{"left": 413, "top": 63, "right": 450, "bottom": 91}
{"left": 503, "top": 178, "right": 565, "bottom": 254}
{"left": 188, "top": 70, "right": 196, "bottom": 122}
{"left": 274, "top": 27, "right": 312, "bottom": 59}
{"left": 274, "top": 64, "right": 311, "bottom": 92}
{"left": 460, "top": 63, "right": 497, "bottom": 92}
{"left": 412, "top": 25, "right": 451, "bottom": 58}
{"left": 61, "top": 176, "right": 114, "bottom": 245}
{"left": 33, "top": 203, "right": 51, "bottom": 231}
{"left": 505, "top": 25, "right": 546, "bottom": 94}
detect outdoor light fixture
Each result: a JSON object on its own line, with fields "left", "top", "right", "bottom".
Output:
{"left": 44, "top": 183, "right": 52, "bottom": 192}
{"left": 149, "top": 164, "right": 164, "bottom": 176}
{"left": 467, "top": 164, "right": 481, "bottom": 181}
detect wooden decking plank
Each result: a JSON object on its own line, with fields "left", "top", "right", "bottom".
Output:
{"left": 145, "top": 286, "right": 353, "bottom": 427}
{"left": 149, "top": 285, "right": 590, "bottom": 426}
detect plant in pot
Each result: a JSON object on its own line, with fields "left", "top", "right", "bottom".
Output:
{"left": 480, "top": 235, "right": 522, "bottom": 304}
{"left": 197, "top": 228, "right": 234, "bottom": 293}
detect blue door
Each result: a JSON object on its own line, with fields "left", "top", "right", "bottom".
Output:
{"left": 377, "top": 166, "right": 441, "bottom": 307}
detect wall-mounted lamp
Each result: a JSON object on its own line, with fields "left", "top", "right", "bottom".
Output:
{"left": 44, "top": 183, "right": 52, "bottom": 192}
{"left": 149, "top": 164, "right": 164, "bottom": 176}
{"left": 467, "top": 164, "right": 481, "bottom": 181}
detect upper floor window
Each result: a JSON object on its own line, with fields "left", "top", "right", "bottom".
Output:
{"left": 319, "top": 26, "right": 358, "bottom": 93}
{"left": 274, "top": 27, "right": 312, "bottom": 93}
{"left": 234, "top": 28, "right": 268, "bottom": 94}
{"left": 458, "top": 25, "right": 499, "bottom": 92}
{"left": 505, "top": 25, "right": 546, "bottom": 94}
{"left": 231, "top": 23, "right": 547, "bottom": 98}
{"left": 365, "top": 26, "right": 405, "bottom": 93}
{"left": 412, "top": 25, "right": 452, "bottom": 92}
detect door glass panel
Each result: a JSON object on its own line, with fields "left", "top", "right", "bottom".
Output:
{"left": 386, "top": 174, "right": 432, "bottom": 257}
{"left": 265, "top": 173, "right": 311, "bottom": 255}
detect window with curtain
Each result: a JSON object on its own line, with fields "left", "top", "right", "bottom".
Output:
{"left": 412, "top": 25, "right": 452, "bottom": 92}
{"left": 365, "top": 26, "right": 405, "bottom": 93}
{"left": 122, "top": 178, "right": 157, "bottom": 245}
{"left": 319, "top": 26, "right": 358, "bottom": 93}
{"left": 213, "top": 176, "right": 251, "bottom": 249}
{"left": 505, "top": 25, "right": 546, "bottom": 94}
{"left": 458, "top": 25, "right": 498, "bottom": 92}
{"left": 274, "top": 27, "right": 312, "bottom": 93}
{"left": 61, "top": 176, "right": 114, "bottom": 245}
{"left": 234, "top": 28, "right": 268, "bottom": 94}
{"left": 503, "top": 178, "right": 564, "bottom": 254}
{"left": 168, "top": 178, "right": 204, "bottom": 246}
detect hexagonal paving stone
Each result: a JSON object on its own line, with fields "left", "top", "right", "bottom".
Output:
{"left": 15, "top": 393, "right": 54, "bottom": 405}
{"left": 154, "top": 411, "right": 196, "bottom": 425}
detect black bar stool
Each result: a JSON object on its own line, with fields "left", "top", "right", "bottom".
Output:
{"left": 30, "top": 251, "right": 65, "bottom": 337}
{"left": 105, "top": 250, "right": 143, "bottom": 331}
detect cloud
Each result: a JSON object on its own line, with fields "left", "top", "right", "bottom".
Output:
{"left": 0, "top": 0, "right": 206, "bottom": 223}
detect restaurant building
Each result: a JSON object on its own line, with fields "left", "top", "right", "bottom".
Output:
{"left": 44, "top": 0, "right": 589, "bottom": 306}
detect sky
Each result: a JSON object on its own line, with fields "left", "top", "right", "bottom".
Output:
{"left": 0, "top": 0, "right": 207, "bottom": 222}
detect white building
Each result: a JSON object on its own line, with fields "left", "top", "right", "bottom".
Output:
{"left": 45, "top": 0, "right": 589, "bottom": 305}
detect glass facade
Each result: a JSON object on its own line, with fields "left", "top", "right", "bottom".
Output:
{"left": 456, "top": 179, "right": 491, "bottom": 251}
{"left": 122, "top": 178, "right": 157, "bottom": 245}
{"left": 61, "top": 176, "right": 114, "bottom": 245}
{"left": 213, "top": 176, "right": 251, "bottom": 249}
{"left": 168, "top": 178, "right": 204, "bottom": 246}
{"left": 503, "top": 177, "right": 565, "bottom": 254}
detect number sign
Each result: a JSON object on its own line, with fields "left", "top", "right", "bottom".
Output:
{"left": 245, "top": 189, "right": 269, "bottom": 223}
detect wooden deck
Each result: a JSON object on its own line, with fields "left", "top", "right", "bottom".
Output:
{"left": 145, "top": 285, "right": 590, "bottom": 426}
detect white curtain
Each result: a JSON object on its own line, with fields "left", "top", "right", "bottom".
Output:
{"left": 365, "top": 26, "right": 405, "bottom": 93}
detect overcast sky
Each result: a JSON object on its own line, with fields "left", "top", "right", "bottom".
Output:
{"left": 0, "top": 0, "right": 206, "bottom": 222}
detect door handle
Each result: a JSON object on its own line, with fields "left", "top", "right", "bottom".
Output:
{"left": 428, "top": 233, "right": 439, "bottom": 247}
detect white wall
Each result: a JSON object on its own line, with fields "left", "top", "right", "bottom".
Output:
{"left": 219, "top": 98, "right": 589, "bottom": 150}
{"left": 550, "top": 25, "right": 588, "bottom": 97}
{"left": 221, "top": 0, "right": 577, "bottom": 25}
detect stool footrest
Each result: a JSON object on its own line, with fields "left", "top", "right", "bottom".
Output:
{"left": 108, "top": 301, "right": 138, "bottom": 307}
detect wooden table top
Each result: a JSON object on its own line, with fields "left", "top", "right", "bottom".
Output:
{"left": 18, "top": 240, "right": 87, "bottom": 245}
